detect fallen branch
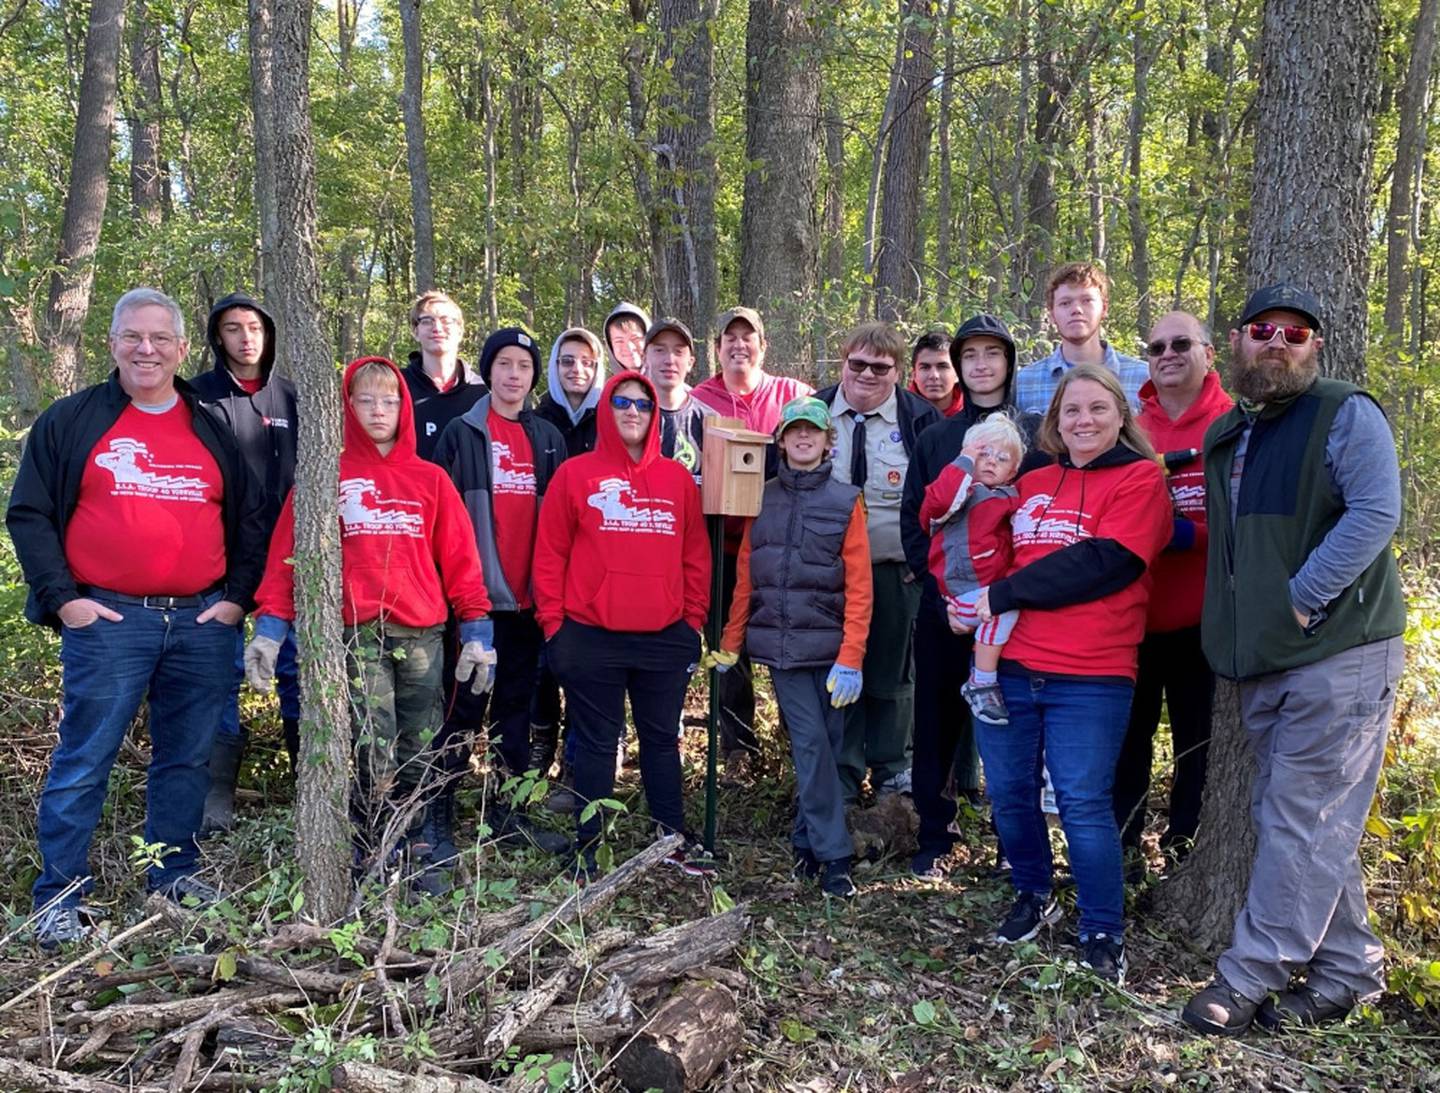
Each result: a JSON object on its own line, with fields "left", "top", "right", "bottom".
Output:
{"left": 599, "top": 906, "right": 750, "bottom": 992}
{"left": 0, "top": 1054, "right": 167, "bottom": 1092}
{"left": 332, "top": 1059, "right": 503, "bottom": 1092}
{"left": 0, "top": 911, "right": 168, "bottom": 1015}
{"left": 128, "top": 990, "right": 305, "bottom": 1083}
{"left": 613, "top": 981, "right": 743, "bottom": 1093}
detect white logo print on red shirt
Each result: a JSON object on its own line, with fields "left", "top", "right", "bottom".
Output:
{"left": 585, "top": 477, "right": 677, "bottom": 534}
{"left": 338, "top": 477, "right": 424, "bottom": 538}
{"left": 491, "top": 440, "right": 537, "bottom": 495}
{"left": 1011, "top": 493, "right": 1093, "bottom": 547}
{"left": 94, "top": 438, "right": 211, "bottom": 502}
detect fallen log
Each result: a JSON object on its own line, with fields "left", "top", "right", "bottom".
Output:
{"left": 0, "top": 1054, "right": 167, "bottom": 1092}
{"left": 331, "top": 1059, "right": 503, "bottom": 1092}
{"left": 511, "top": 1002, "right": 637, "bottom": 1051}
{"left": 598, "top": 907, "right": 750, "bottom": 992}
{"left": 612, "top": 981, "right": 743, "bottom": 1093}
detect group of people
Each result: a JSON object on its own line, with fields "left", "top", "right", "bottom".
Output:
{"left": 7, "top": 262, "right": 1405, "bottom": 1039}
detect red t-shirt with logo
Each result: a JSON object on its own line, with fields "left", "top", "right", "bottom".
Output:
{"left": 489, "top": 413, "right": 538, "bottom": 609}
{"left": 234, "top": 375, "right": 263, "bottom": 395}
{"left": 65, "top": 401, "right": 226, "bottom": 595}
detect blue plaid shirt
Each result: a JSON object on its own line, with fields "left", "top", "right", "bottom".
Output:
{"left": 1013, "top": 341, "right": 1150, "bottom": 416}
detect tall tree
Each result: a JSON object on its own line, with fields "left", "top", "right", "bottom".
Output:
{"left": 656, "top": 0, "right": 717, "bottom": 367}
{"left": 874, "top": 0, "right": 936, "bottom": 322}
{"left": 1126, "top": 3, "right": 1155, "bottom": 335}
{"left": 127, "top": 0, "right": 165, "bottom": 228}
{"left": 249, "top": 0, "right": 283, "bottom": 316}
{"left": 739, "top": 0, "right": 821, "bottom": 374}
{"left": 267, "top": 0, "right": 353, "bottom": 924}
{"left": 933, "top": 0, "right": 957, "bottom": 310}
{"left": 399, "top": 0, "right": 436, "bottom": 292}
{"left": 1382, "top": 0, "right": 1440, "bottom": 345}
{"left": 41, "top": 0, "right": 126, "bottom": 395}
{"left": 1155, "top": 0, "right": 1383, "bottom": 948}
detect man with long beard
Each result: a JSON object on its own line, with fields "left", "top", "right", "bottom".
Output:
{"left": 1182, "top": 284, "right": 1406, "bottom": 1036}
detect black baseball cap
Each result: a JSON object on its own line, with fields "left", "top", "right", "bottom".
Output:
{"left": 1236, "top": 284, "right": 1323, "bottom": 332}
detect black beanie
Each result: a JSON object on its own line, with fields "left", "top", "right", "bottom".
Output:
{"left": 478, "top": 327, "right": 541, "bottom": 389}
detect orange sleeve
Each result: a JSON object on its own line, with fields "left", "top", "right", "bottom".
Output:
{"left": 836, "top": 499, "right": 873, "bottom": 669}
{"left": 719, "top": 519, "right": 755, "bottom": 654}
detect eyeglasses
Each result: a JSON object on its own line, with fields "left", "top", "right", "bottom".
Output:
{"left": 611, "top": 394, "right": 654, "bottom": 412}
{"left": 559, "top": 355, "right": 597, "bottom": 370}
{"left": 847, "top": 357, "right": 896, "bottom": 376}
{"left": 352, "top": 395, "right": 402, "bottom": 410}
{"left": 978, "top": 446, "right": 1015, "bottom": 465}
{"left": 416, "top": 315, "right": 461, "bottom": 331}
{"left": 1145, "top": 336, "right": 1205, "bottom": 357}
{"left": 117, "top": 331, "right": 178, "bottom": 349}
{"left": 1246, "top": 321, "right": 1313, "bottom": 346}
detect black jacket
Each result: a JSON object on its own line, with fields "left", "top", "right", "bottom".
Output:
{"left": 403, "top": 351, "right": 488, "bottom": 463}
{"left": 6, "top": 372, "right": 269, "bottom": 628}
{"left": 432, "top": 397, "right": 567, "bottom": 613}
{"left": 192, "top": 292, "right": 297, "bottom": 531}
{"left": 534, "top": 397, "right": 598, "bottom": 459}
{"left": 814, "top": 383, "right": 941, "bottom": 459}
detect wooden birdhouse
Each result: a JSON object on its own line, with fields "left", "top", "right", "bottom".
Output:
{"left": 702, "top": 416, "right": 772, "bottom": 517}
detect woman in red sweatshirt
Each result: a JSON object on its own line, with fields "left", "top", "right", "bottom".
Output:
{"left": 970, "top": 363, "right": 1171, "bottom": 984}
{"left": 533, "top": 371, "right": 711, "bottom": 874}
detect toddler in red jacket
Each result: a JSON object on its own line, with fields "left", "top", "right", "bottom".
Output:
{"left": 919, "top": 414, "right": 1026, "bottom": 726}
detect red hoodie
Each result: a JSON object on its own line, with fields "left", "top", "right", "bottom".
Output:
{"left": 533, "top": 371, "right": 710, "bottom": 638}
{"left": 255, "top": 356, "right": 491, "bottom": 627}
{"left": 1136, "top": 371, "right": 1234, "bottom": 632}
{"left": 908, "top": 378, "right": 964, "bottom": 418}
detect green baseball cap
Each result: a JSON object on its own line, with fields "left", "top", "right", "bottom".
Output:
{"left": 776, "top": 396, "right": 832, "bottom": 438}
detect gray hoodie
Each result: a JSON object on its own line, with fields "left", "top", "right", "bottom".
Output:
{"left": 603, "top": 301, "right": 651, "bottom": 372}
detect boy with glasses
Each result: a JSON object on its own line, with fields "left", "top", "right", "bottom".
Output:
{"left": 404, "top": 291, "right": 487, "bottom": 463}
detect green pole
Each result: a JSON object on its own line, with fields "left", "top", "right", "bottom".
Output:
{"left": 703, "top": 513, "right": 724, "bottom": 852}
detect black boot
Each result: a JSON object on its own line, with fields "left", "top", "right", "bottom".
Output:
{"left": 201, "top": 730, "right": 247, "bottom": 836}
{"left": 282, "top": 716, "right": 300, "bottom": 775}
{"left": 528, "top": 722, "right": 559, "bottom": 777}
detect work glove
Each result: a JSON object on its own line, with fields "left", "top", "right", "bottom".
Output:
{"left": 700, "top": 649, "right": 739, "bottom": 674}
{"left": 826, "top": 663, "right": 863, "bottom": 708}
{"left": 245, "top": 636, "right": 281, "bottom": 693}
{"left": 456, "top": 619, "right": 498, "bottom": 695}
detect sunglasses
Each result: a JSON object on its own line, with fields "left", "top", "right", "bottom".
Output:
{"left": 1145, "top": 336, "right": 1203, "bottom": 357}
{"left": 610, "top": 394, "right": 655, "bottom": 412}
{"left": 1246, "top": 321, "right": 1314, "bottom": 346}
{"left": 847, "top": 357, "right": 896, "bottom": 376}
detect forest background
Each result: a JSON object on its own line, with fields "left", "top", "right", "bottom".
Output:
{"left": 3, "top": 0, "right": 1440, "bottom": 1089}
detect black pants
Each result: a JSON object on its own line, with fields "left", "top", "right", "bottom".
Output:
{"left": 912, "top": 599, "right": 978, "bottom": 855}
{"left": 440, "top": 610, "right": 543, "bottom": 779}
{"left": 547, "top": 619, "right": 699, "bottom": 846}
{"left": 716, "top": 550, "right": 759, "bottom": 756}
{"left": 1112, "top": 625, "right": 1215, "bottom": 851}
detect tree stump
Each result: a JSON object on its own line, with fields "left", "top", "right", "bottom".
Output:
{"left": 613, "top": 981, "right": 742, "bottom": 1093}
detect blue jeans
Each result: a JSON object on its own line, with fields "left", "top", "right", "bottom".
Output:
{"left": 34, "top": 591, "right": 236, "bottom": 909}
{"left": 218, "top": 628, "right": 300, "bottom": 735}
{"left": 977, "top": 672, "right": 1134, "bottom": 938}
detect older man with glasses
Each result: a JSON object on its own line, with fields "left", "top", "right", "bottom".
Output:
{"left": 6, "top": 287, "right": 267, "bottom": 948}
{"left": 816, "top": 321, "right": 940, "bottom": 802}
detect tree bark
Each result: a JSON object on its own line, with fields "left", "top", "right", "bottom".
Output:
{"left": 1021, "top": 0, "right": 1065, "bottom": 318}
{"left": 820, "top": 94, "right": 845, "bottom": 294}
{"left": 739, "top": 0, "right": 820, "bottom": 375}
{"left": 874, "top": 0, "right": 936, "bottom": 322}
{"left": 268, "top": 0, "right": 353, "bottom": 925}
{"left": 1155, "top": 0, "right": 1382, "bottom": 948}
{"left": 656, "top": 0, "right": 717, "bottom": 373}
{"left": 623, "top": 0, "right": 669, "bottom": 319}
{"left": 42, "top": 0, "right": 125, "bottom": 395}
{"left": 1126, "top": 3, "right": 1153, "bottom": 336}
{"left": 399, "top": 0, "right": 436, "bottom": 292}
{"left": 249, "top": 0, "right": 283, "bottom": 321}
{"left": 933, "top": 0, "right": 956, "bottom": 309}
{"left": 127, "top": 0, "right": 165, "bottom": 228}
{"left": 1084, "top": 78, "right": 1103, "bottom": 264}
{"left": 1382, "top": 0, "right": 1440, "bottom": 344}
{"left": 613, "top": 982, "right": 743, "bottom": 1093}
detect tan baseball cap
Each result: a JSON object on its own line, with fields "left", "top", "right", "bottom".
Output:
{"left": 713, "top": 306, "right": 766, "bottom": 344}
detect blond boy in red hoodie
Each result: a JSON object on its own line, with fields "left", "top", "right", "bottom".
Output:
{"left": 245, "top": 358, "right": 493, "bottom": 871}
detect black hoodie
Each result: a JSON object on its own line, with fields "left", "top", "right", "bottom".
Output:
{"left": 193, "top": 292, "right": 298, "bottom": 532}
{"left": 403, "top": 350, "right": 488, "bottom": 463}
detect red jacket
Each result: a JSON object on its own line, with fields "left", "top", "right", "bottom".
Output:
{"left": 533, "top": 371, "right": 710, "bottom": 638}
{"left": 908, "top": 378, "right": 964, "bottom": 418}
{"left": 255, "top": 356, "right": 491, "bottom": 628}
{"left": 996, "top": 449, "right": 1172, "bottom": 681}
{"left": 919, "top": 453, "right": 1016, "bottom": 599}
{"left": 1136, "top": 371, "right": 1234, "bottom": 632}
{"left": 690, "top": 371, "right": 813, "bottom": 434}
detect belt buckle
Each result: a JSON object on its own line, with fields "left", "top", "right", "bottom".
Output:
{"left": 143, "top": 594, "right": 177, "bottom": 610}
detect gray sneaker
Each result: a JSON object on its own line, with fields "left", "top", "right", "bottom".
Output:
{"left": 152, "top": 874, "right": 223, "bottom": 908}
{"left": 875, "top": 767, "right": 913, "bottom": 798}
{"left": 961, "top": 680, "right": 1010, "bottom": 726}
{"left": 35, "top": 904, "right": 91, "bottom": 950}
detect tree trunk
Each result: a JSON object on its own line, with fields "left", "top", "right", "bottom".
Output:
{"left": 268, "top": 0, "right": 353, "bottom": 925}
{"left": 623, "top": 0, "right": 669, "bottom": 318}
{"left": 820, "top": 95, "right": 846, "bottom": 294}
{"left": 933, "top": 0, "right": 956, "bottom": 309}
{"left": 859, "top": 22, "right": 905, "bottom": 318}
{"left": 42, "top": 0, "right": 125, "bottom": 395}
{"left": 612, "top": 982, "right": 742, "bottom": 1093}
{"left": 874, "top": 0, "right": 935, "bottom": 322}
{"left": 1155, "top": 0, "right": 1382, "bottom": 948}
{"left": 1084, "top": 78, "right": 1103, "bottom": 264}
{"left": 399, "top": 0, "right": 435, "bottom": 292}
{"left": 127, "top": 0, "right": 165, "bottom": 228}
{"left": 656, "top": 0, "right": 717, "bottom": 374}
{"left": 1022, "top": 0, "right": 1066, "bottom": 318}
{"left": 1126, "top": 3, "right": 1153, "bottom": 337}
{"left": 1009, "top": 0, "right": 1030, "bottom": 314}
{"left": 738, "top": 0, "right": 820, "bottom": 375}
{"left": 249, "top": 0, "right": 283, "bottom": 320}
{"left": 1382, "top": 0, "right": 1440, "bottom": 344}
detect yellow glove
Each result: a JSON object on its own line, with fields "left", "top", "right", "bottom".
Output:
{"left": 700, "top": 649, "right": 740, "bottom": 673}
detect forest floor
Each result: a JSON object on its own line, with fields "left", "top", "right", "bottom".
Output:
{"left": 0, "top": 676, "right": 1438, "bottom": 1092}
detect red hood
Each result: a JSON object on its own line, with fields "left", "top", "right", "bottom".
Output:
{"left": 909, "top": 378, "right": 964, "bottom": 417}
{"left": 595, "top": 370, "right": 662, "bottom": 468}
{"left": 342, "top": 356, "right": 417, "bottom": 463}
{"left": 1137, "top": 369, "right": 1234, "bottom": 443}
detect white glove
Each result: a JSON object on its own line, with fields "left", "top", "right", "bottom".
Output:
{"left": 455, "top": 641, "right": 498, "bottom": 695}
{"left": 244, "top": 635, "right": 281, "bottom": 693}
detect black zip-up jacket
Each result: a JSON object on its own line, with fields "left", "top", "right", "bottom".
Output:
{"left": 192, "top": 292, "right": 297, "bottom": 532}
{"left": 404, "top": 351, "right": 488, "bottom": 463}
{"left": 534, "top": 396, "right": 597, "bottom": 458}
{"left": 6, "top": 372, "right": 269, "bottom": 628}
{"left": 432, "top": 397, "right": 567, "bottom": 612}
